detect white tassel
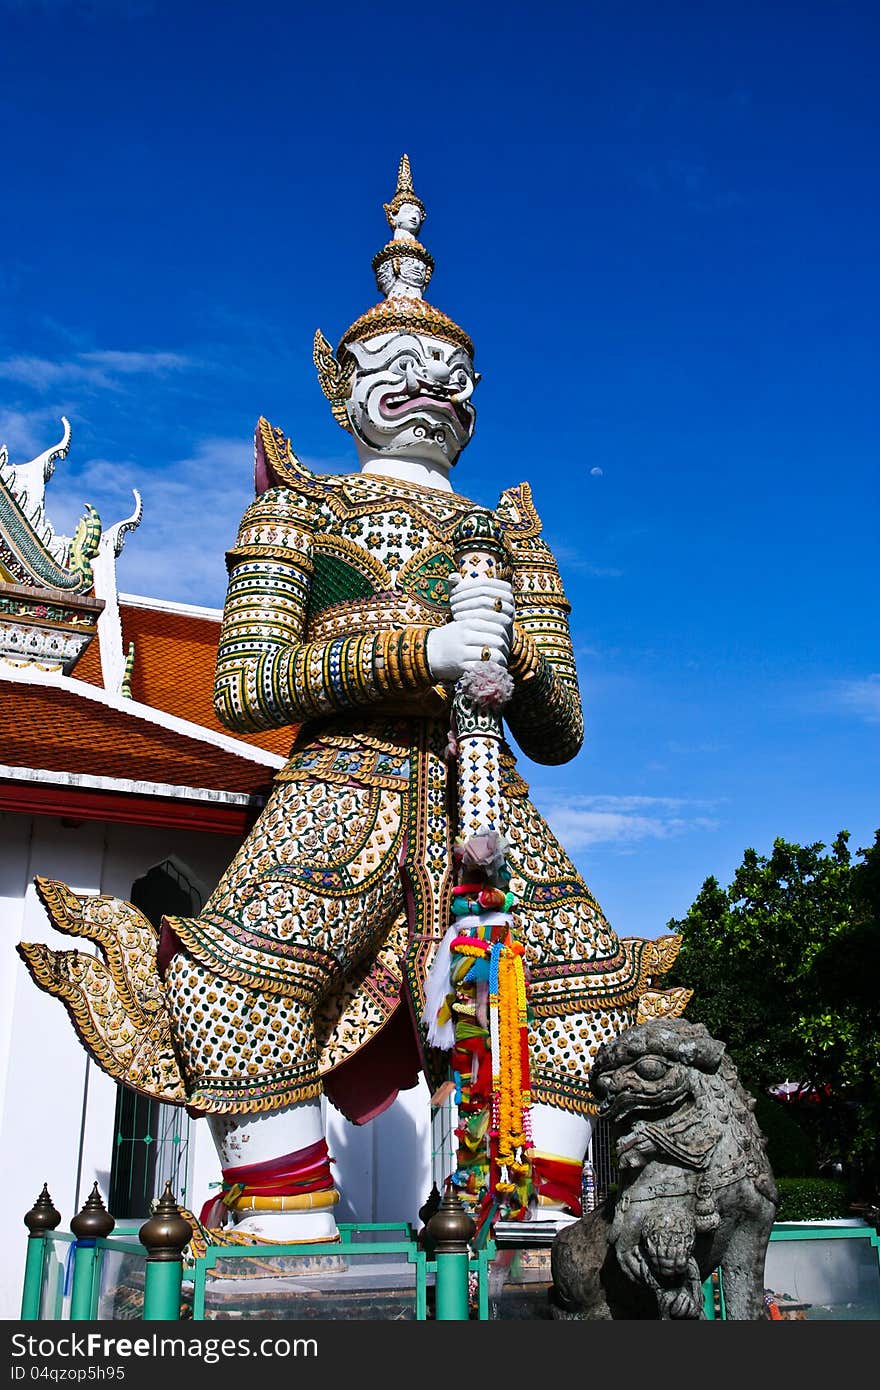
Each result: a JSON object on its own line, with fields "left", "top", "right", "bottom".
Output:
{"left": 421, "top": 910, "right": 517, "bottom": 1050}
{"left": 421, "top": 923, "right": 460, "bottom": 1049}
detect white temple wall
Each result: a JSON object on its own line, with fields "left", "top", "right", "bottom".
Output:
{"left": 0, "top": 813, "right": 108, "bottom": 1320}
{"left": 0, "top": 811, "right": 37, "bottom": 1130}
{"left": 0, "top": 809, "right": 432, "bottom": 1319}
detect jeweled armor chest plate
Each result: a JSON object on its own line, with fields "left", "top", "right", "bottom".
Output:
{"left": 304, "top": 475, "right": 474, "bottom": 642}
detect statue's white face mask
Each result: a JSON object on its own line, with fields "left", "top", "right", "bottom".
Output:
{"left": 345, "top": 331, "right": 478, "bottom": 468}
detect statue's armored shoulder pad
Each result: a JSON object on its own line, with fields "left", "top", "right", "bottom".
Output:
{"left": 239, "top": 486, "right": 320, "bottom": 521}
{"left": 496, "top": 482, "right": 564, "bottom": 580}
{"left": 229, "top": 480, "right": 322, "bottom": 570}
{"left": 254, "top": 416, "right": 322, "bottom": 499}
{"left": 496, "top": 481, "right": 543, "bottom": 541}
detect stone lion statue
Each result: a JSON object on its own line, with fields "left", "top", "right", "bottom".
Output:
{"left": 550, "top": 1018, "right": 778, "bottom": 1320}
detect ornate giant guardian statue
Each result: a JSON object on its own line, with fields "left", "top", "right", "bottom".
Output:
{"left": 20, "top": 157, "right": 687, "bottom": 1247}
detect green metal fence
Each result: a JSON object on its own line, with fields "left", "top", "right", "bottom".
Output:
{"left": 21, "top": 1188, "right": 491, "bottom": 1323}
{"left": 21, "top": 1186, "right": 880, "bottom": 1323}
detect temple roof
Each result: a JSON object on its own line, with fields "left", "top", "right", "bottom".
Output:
{"left": 0, "top": 678, "right": 278, "bottom": 794}
{"left": 0, "top": 418, "right": 290, "bottom": 828}
{"left": 74, "top": 594, "right": 293, "bottom": 760}
{"left": 0, "top": 662, "right": 286, "bottom": 832}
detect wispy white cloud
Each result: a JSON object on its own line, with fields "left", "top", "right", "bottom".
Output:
{"left": 633, "top": 157, "right": 743, "bottom": 213}
{"left": 79, "top": 350, "right": 192, "bottom": 374}
{"left": 551, "top": 541, "right": 624, "bottom": 579}
{"left": 573, "top": 643, "right": 603, "bottom": 661}
{"left": 0, "top": 349, "right": 195, "bottom": 393}
{"left": 834, "top": 675, "right": 880, "bottom": 724}
{"left": 538, "top": 793, "right": 719, "bottom": 851}
{"left": 47, "top": 436, "right": 347, "bottom": 608}
{"left": 803, "top": 675, "right": 880, "bottom": 726}
{"left": 0, "top": 358, "right": 94, "bottom": 389}
{"left": 0, "top": 406, "right": 65, "bottom": 459}
{"left": 47, "top": 437, "right": 253, "bottom": 605}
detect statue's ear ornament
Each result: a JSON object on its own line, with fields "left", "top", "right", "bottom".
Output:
{"left": 313, "top": 329, "right": 355, "bottom": 433}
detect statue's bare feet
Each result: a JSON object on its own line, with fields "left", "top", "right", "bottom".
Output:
{"left": 232, "top": 1208, "right": 340, "bottom": 1244}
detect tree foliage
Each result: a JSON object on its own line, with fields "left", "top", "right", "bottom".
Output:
{"left": 665, "top": 830, "right": 880, "bottom": 1196}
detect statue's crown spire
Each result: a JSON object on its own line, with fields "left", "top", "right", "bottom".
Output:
{"left": 315, "top": 154, "right": 474, "bottom": 431}
{"left": 383, "top": 153, "right": 426, "bottom": 228}
{"left": 370, "top": 153, "right": 434, "bottom": 305}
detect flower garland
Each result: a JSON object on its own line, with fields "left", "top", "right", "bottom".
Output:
{"left": 425, "top": 833, "right": 535, "bottom": 1233}
{"left": 420, "top": 648, "right": 534, "bottom": 1234}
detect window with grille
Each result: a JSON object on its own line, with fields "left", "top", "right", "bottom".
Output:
{"left": 107, "top": 859, "right": 202, "bottom": 1219}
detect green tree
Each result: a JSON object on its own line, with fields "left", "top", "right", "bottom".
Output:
{"left": 665, "top": 830, "right": 880, "bottom": 1199}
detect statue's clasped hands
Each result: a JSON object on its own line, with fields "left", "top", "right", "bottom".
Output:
{"left": 426, "top": 574, "right": 515, "bottom": 682}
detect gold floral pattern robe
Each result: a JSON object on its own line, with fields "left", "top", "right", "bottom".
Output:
{"left": 162, "top": 420, "right": 680, "bottom": 1120}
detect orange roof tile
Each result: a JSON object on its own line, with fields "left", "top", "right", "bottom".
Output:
{"left": 74, "top": 601, "right": 293, "bottom": 760}
{"left": 68, "top": 628, "right": 103, "bottom": 686}
{"left": 0, "top": 683, "right": 278, "bottom": 797}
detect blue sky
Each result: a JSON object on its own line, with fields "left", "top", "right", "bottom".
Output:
{"left": 2, "top": 1, "right": 877, "bottom": 938}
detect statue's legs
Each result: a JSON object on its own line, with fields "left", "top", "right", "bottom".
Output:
{"left": 164, "top": 950, "right": 349, "bottom": 1240}
{"left": 208, "top": 1100, "right": 336, "bottom": 1242}
{"left": 162, "top": 762, "right": 652, "bottom": 1235}
{"left": 163, "top": 777, "right": 406, "bottom": 1241}
{"left": 530, "top": 1104, "right": 593, "bottom": 1217}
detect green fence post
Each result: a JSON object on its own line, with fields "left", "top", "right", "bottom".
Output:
{"left": 139, "top": 1183, "right": 193, "bottom": 1321}
{"left": 69, "top": 1185, "right": 115, "bottom": 1321}
{"left": 427, "top": 1187, "right": 476, "bottom": 1320}
{"left": 21, "top": 1184, "right": 61, "bottom": 1320}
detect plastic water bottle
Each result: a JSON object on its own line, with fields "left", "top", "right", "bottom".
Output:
{"left": 581, "top": 1160, "right": 597, "bottom": 1212}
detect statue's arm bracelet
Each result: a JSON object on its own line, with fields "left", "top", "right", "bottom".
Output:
{"left": 214, "top": 558, "right": 434, "bottom": 731}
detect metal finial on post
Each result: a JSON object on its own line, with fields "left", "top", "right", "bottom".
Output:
{"left": 21, "top": 1184, "right": 61, "bottom": 1320}
{"left": 139, "top": 1182, "right": 192, "bottom": 1321}
{"left": 427, "top": 1184, "right": 476, "bottom": 1253}
{"left": 70, "top": 1183, "right": 115, "bottom": 1240}
{"left": 25, "top": 1184, "right": 61, "bottom": 1235}
{"left": 69, "top": 1183, "right": 114, "bottom": 1321}
{"left": 427, "top": 1185, "right": 476, "bottom": 1319}
{"left": 139, "top": 1182, "right": 193, "bottom": 1261}
{"left": 418, "top": 1182, "right": 442, "bottom": 1257}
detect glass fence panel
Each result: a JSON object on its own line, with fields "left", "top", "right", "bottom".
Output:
{"left": 486, "top": 1243, "right": 555, "bottom": 1319}
{"left": 198, "top": 1245, "right": 424, "bottom": 1321}
{"left": 764, "top": 1228, "right": 880, "bottom": 1321}
{"left": 336, "top": 1224, "right": 415, "bottom": 1244}
{"left": 38, "top": 1237, "right": 72, "bottom": 1321}
{"left": 95, "top": 1245, "right": 148, "bottom": 1320}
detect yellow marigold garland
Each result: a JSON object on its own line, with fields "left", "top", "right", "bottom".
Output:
{"left": 447, "top": 925, "right": 533, "bottom": 1221}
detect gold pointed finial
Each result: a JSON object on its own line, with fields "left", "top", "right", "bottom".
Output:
{"left": 384, "top": 152, "right": 426, "bottom": 228}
